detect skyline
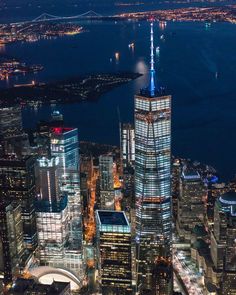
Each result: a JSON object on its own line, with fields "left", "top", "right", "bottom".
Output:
{"left": 0, "top": 3, "right": 236, "bottom": 294}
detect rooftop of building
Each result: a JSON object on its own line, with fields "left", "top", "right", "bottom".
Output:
{"left": 219, "top": 191, "right": 236, "bottom": 205}
{"left": 136, "top": 87, "right": 170, "bottom": 100}
{"left": 122, "top": 122, "right": 134, "bottom": 129}
{"left": 51, "top": 127, "right": 76, "bottom": 135}
{"left": 35, "top": 195, "right": 68, "bottom": 213}
{"left": 96, "top": 210, "right": 129, "bottom": 226}
{"left": 182, "top": 169, "right": 201, "bottom": 180}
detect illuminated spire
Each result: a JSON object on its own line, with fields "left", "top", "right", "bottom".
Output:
{"left": 149, "top": 21, "right": 156, "bottom": 97}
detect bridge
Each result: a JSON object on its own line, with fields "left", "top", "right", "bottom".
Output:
{"left": 29, "top": 11, "right": 105, "bottom": 23}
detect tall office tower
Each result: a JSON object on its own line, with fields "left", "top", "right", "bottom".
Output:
{"left": 121, "top": 123, "right": 135, "bottom": 214}
{"left": 50, "top": 127, "right": 82, "bottom": 244}
{"left": 35, "top": 157, "right": 83, "bottom": 277}
{"left": 50, "top": 127, "right": 79, "bottom": 192}
{"left": 99, "top": 155, "right": 114, "bottom": 209}
{"left": 0, "top": 155, "right": 37, "bottom": 250}
{"left": 0, "top": 107, "right": 30, "bottom": 156}
{"left": 36, "top": 157, "right": 60, "bottom": 202}
{"left": 0, "top": 200, "right": 24, "bottom": 287}
{"left": 210, "top": 192, "right": 236, "bottom": 293}
{"left": 121, "top": 123, "right": 135, "bottom": 169}
{"left": 35, "top": 195, "right": 70, "bottom": 267}
{"left": 177, "top": 169, "right": 207, "bottom": 240}
{"left": 50, "top": 127, "right": 83, "bottom": 273}
{"left": 34, "top": 111, "right": 64, "bottom": 158}
{"left": 96, "top": 210, "right": 133, "bottom": 295}
{"left": 135, "top": 22, "right": 172, "bottom": 294}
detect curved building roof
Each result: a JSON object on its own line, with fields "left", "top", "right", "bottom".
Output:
{"left": 219, "top": 192, "right": 236, "bottom": 206}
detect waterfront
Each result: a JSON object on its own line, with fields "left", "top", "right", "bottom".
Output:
{"left": 1, "top": 20, "right": 236, "bottom": 179}
{"left": 1, "top": 0, "right": 234, "bottom": 23}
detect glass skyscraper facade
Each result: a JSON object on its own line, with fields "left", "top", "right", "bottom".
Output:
{"left": 0, "top": 200, "right": 24, "bottom": 286}
{"left": 96, "top": 210, "right": 133, "bottom": 295}
{"left": 35, "top": 195, "right": 69, "bottom": 266}
{"left": 50, "top": 127, "right": 79, "bottom": 192}
{"left": 210, "top": 192, "right": 236, "bottom": 293}
{"left": 177, "top": 169, "right": 207, "bottom": 240}
{"left": 121, "top": 123, "right": 135, "bottom": 169}
{"left": 0, "top": 155, "right": 37, "bottom": 250}
{"left": 135, "top": 22, "right": 172, "bottom": 294}
{"left": 99, "top": 155, "right": 114, "bottom": 210}
{"left": 50, "top": 127, "right": 82, "bottom": 247}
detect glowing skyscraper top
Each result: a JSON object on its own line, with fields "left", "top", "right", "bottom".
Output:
{"left": 149, "top": 22, "right": 156, "bottom": 97}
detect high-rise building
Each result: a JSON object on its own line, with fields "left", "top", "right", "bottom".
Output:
{"left": 35, "top": 195, "right": 70, "bottom": 267}
{"left": 121, "top": 123, "right": 135, "bottom": 169}
{"left": 0, "top": 155, "right": 37, "bottom": 250}
{"left": 121, "top": 123, "right": 135, "bottom": 214}
{"left": 99, "top": 155, "right": 114, "bottom": 191}
{"left": 50, "top": 127, "right": 83, "bottom": 275}
{"left": 0, "top": 200, "right": 24, "bottom": 287}
{"left": 210, "top": 192, "right": 236, "bottom": 293}
{"left": 177, "top": 169, "right": 207, "bottom": 240}
{"left": 50, "top": 126, "right": 82, "bottom": 245}
{"left": 50, "top": 126, "right": 80, "bottom": 200}
{"left": 135, "top": 22, "right": 172, "bottom": 294}
{"left": 0, "top": 107, "right": 30, "bottom": 156}
{"left": 96, "top": 210, "right": 133, "bottom": 295}
{"left": 99, "top": 155, "right": 114, "bottom": 209}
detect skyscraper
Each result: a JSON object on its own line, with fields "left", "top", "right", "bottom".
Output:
{"left": 96, "top": 210, "right": 133, "bottom": 295}
{"left": 49, "top": 127, "right": 83, "bottom": 276}
{"left": 135, "top": 22, "right": 172, "bottom": 294}
{"left": 50, "top": 127, "right": 79, "bottom": 193}
{"left": 35, "top": 194, "right": 70, "bottom": 268}
{"left": 0, "top": 200, "right": 24, "bottom": 287}
{"left": 0, "top": 155, "right": 37, "bottom": 250}
{"left": 121, "top": 123, "right": 135, "bottom": 169}
{"left": 0, "top": 107, "right": 30, "bottom": 156}
{"left": 99, "top": 155, "right": 114, "bottom": 210}
{"left": 50, "top": 126, "right": 82, "bottom": 246}
{"left": 177, "top": 169, "right": 207, "bottom": 240}
{"left": 210, "top": 192, "right": 236, "bottom": 293}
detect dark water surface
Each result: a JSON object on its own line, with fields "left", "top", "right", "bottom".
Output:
{"left": 1, "top": 17, "right": 236, "bottom": 180}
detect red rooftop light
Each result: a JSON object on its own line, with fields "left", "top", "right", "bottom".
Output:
{"left": 51, "top": 127, "right": 74, "bottom": 134}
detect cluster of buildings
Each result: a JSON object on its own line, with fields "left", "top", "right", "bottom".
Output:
{"left": 119, "top": 5, "right": 236, "bottom": 24}
{"left": 0, "top": 22, "right": 236, "bottom": 295}
{"left": 0, "top": 109, "right": 83, "bottom": 293}
{"left": 171, "top": 156, "right": 236, "bottom": 294}
{"left": 0, "top": 22, "right": 83, "bottom": 45}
